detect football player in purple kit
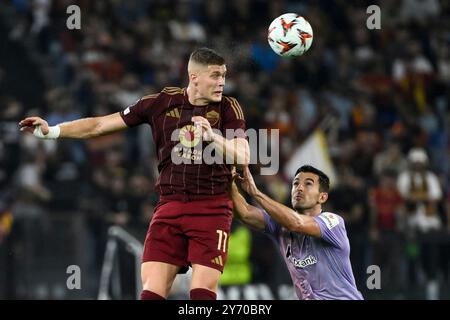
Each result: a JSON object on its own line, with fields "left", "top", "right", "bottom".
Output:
{"left": 19, "top": 48, "right": 250, "bottom": 300}
{"left": 230, "top": 165, "right": 363, "bottom": 300}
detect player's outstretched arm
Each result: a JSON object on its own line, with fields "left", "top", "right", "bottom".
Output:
{"left": 229, "top": 179, "right": 265, "bottom": 231}
{"left": 19, "top": 112, "right": 128, "bottom": 139}
{"left": 238, "top": 167, "right": 321, "bottom": 237}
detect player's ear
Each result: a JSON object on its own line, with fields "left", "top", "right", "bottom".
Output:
{"left": 318, "top": 192, "right": 328, "bottom": 204}
{"left": 190, "top": 72, "right": 198, "bottom": 84}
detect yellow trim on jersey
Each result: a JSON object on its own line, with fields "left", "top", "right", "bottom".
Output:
{"left": 141, "top": 93, "right": 159, "bottom": 100}
{"left": 224, "top": 96, "right": 244, "bottom": 120}
{"left": 162, "top": 87, "right": 183, "bottom": 95}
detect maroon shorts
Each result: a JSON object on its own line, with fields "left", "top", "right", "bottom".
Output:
{"left": 142, "top": 196, "right": 233, "bottom": 273}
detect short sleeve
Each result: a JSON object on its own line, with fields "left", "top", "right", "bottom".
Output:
{"left": 222, "top": 96, "right": 246, "bottom": 139}
{"left": 313, "top": 212, "right": 348, "bottom": 249}
{"left": 262, "top": 209, "right": 281, "bottom": 237}
{"left": 120, "top": 95, "right": 157, "bottom": 127}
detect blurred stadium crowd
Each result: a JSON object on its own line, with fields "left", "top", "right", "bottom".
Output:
{"left": 1, "top": 0, "right": 450, "bottom": 299}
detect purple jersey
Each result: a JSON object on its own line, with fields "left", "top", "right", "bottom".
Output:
{"left": 264, "top": 211, "right": 364, "bottom": 300}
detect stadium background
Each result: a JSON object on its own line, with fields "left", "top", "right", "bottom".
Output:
{"left": 0, "top": 0, "right": 449, "bottom": 300}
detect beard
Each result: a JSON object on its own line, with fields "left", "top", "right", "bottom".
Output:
{"left": 292, "top": 201, "right": 310, "bottom": 212}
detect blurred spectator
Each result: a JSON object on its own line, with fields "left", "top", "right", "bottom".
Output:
{"left": 397, "top": 147, "right": 443, "bottom": 299}
{"left": 398, "top": 0, "right": 441, "bottom": 24}
{"left": 168, "top": 2, "right": 206, "bottom": 43}
{"left": 398, "top": 148, "right": 442, "bottom": 233}
{"left": 327, "top": 169, "right": 369, "bottom": 290}
{"left": 373, "top": 141, "right": 408, "bottom": 176}
{"left": 369, "top": 169, "right": 406, "bottom": 295}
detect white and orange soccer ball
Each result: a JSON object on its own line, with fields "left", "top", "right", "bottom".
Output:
{"left": 267, "top": 13, "right": 313, "bottom": 57}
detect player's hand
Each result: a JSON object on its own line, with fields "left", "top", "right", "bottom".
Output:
{"left": 19, "top": 116, "right": 49, "bottom": 135}
{"left": 237, "top": 166, "right": 259, "bottom": 196}
{"left": 227, "top": 166, "right": 240, "bottom": 195}
{"left": 192, "top": 116, "right": 214, "bottom": 142}
{"left": 230, "top": 166, "right": 239, "bottom": 181}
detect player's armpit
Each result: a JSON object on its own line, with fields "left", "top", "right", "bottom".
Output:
{"left": 238, "top": 205, "right": 265, "bottom": 231}
{"left": 252, "top": 190, "right": 321, "bottom": 237}
{"left": 290, "top": 216, "right": 321, "bottom": 238}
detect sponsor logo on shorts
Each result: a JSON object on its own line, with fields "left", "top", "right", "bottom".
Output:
{"left": 211, "top": 255, "right": 223, "bottom": 266}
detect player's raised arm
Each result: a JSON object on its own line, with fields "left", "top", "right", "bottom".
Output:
{"left": 192, "top": 115, "right": 250, "bottom": 166}
{"left": 19, "top": 112, "right": 128, "bottom": 139}
{"left": 212, "top": 135, "right": 250, "bottom": 166}
{"left": 238, "top": 167, "right": 321, "bottom": 237}
{"left": 228, "top": 177, "right": 265, "bottom": 231}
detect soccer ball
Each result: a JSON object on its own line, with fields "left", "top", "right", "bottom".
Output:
{"left": 267, "top": 13, "right": 313, "bottom": 57}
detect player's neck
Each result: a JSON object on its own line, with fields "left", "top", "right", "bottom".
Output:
{"left": 186, "top": 86, "right": 209, "bottom": 106}
{"left": 298, "top": 206, "right": 322, "bottom": 217}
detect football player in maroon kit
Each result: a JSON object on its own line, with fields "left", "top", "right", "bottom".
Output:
{"left": 19, "top": 48, "right": 250, "bottom": 300}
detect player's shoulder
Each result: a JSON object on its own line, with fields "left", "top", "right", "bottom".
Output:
{"left": 160, "top": 87, "right": 185, "bottom": 96}
{"left": 222, "top": 95, "right": 240, "bottom": 106}
{"left": 316, "top": 211, "right": 344, "bottom": 230}
{"left": 138, "top": 87, "right": 184, "bottom": 107}
{"left": 222, "top": 95, "right": 244, "bottom": 120}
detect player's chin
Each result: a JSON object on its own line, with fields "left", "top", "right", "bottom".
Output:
{"left": 293, "top": 202, "right": 307, "bottom": 212}
{"left": 210, "top": 93, "right": 222, "bottom": 102}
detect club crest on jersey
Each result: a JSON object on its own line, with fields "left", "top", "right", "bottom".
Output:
{"left": 319, "top": 213, "right": 340, "bottom": 230}
{"left": 178, "top": 125, "right": 202, "bottom": 148}
{"left": 206, "top": 110, "right": 220, "bottom": 126}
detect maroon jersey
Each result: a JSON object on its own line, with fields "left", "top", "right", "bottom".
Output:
{"left": 120, "top": 87, "right": 246, "bottom": 201}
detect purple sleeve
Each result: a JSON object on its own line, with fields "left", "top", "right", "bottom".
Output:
{"left": 262, "top": 209, "right": 280, "bottom": 236}
{"left": 120, "top": 95, "right": 157, "bottom": 127}
{"left": 313, "top": 212, "right": 348, "bottom": 249}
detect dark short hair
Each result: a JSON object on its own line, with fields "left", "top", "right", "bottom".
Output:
{"left": 295, "top": 165, "right": 330, "bottom": 193}
{"left": 190, "top": 47, "right": 225, "bottom": 66}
